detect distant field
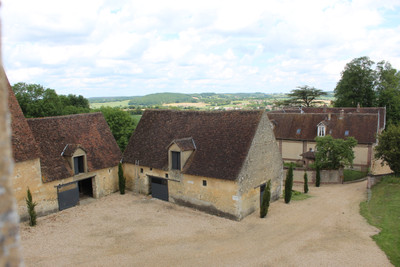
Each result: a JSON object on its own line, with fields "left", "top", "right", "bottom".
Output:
{"left": 163, "top": 102, "right": 209, "bottom": 108}
{"left": 90, "top": 100, "right": 131, "bottom": 109}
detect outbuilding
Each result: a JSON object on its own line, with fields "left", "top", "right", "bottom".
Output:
{"left": 122, "top": 109, "right": 283, "bottom": 220}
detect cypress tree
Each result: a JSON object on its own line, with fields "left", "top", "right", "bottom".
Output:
{"left": 26, "top": 188, "right": 37, "bottom": 226}
{"left": 284, "top": 165, "right": 293, "bottom": 204}
{"left": 316, "top": 165, "right": 321, "bottom": 187}
{"left": 118, "top": 162, "right": 126, "bottom": 194}
{"left": 304, "top": 172, "right": 309, "bottom": 193}
{"left": 260, "top": 180, "right": 271, "bottom": 218}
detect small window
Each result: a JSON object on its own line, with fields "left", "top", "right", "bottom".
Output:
{"left": 296, "top": 129, "right": 301, "bottom": 134}
{"left": 165, "top": 173, "right": 168, "bottom": 178}
{"left": 73, "top": 156, "right": 85, "bottom": 175}
{"left": 317, "top": 125, "right": 326, "bottom": 137}
{"left": 150, "top": 168, "right": 152, "bottom": 171}
{"left": 345, "top": 130, "right": 349, "bottom": 136}
{"left": 140, "top": 168, "right": 143, "bottom": 173}
{"left": 203, "top": 180, "right": 207, "bottom": 186}
{"left": 171, "top": 151, "right": 181, "bottom": 170}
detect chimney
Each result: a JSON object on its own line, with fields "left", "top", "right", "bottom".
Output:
{"left": 323, "top": 104, "right": 327, "bottom": 113}
{"left": 339, "top": 109, "right": 344, "bottom": 120}
{"left": 357, "top": 103, "right": 360, "bottom": 112}
{"left": 328, "top": 112, "right": 331, "bottom": 120}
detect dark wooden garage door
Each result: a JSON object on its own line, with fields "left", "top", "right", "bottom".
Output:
{"left": 150, "top": 177, "right": 169, "bottom": 201}
{"left": 57, "top": 182, "right": 79, "bottom": 211}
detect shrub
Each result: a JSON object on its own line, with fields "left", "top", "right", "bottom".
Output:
{"left": 26, "top": 188, "right": 37, "bottom": 226}
{"left": 118, "top": 162, "right": 126, "bottom": 195}
{"left": 304, "top": 172, "right": 309, "bottom": 193}
{"left": 285, "top": 165, "right": 293, "bottom": 203}
{"left": 316, "top": 165, "right": 321, "bottom": 187}
{"left": 260, "top": 180, "right": 271, "bottom": 218}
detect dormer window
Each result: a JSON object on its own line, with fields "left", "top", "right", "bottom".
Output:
{"left": 61, "top": 144, "right": 87, "bottom": 175}
{"left": 318, "top": 125, "right": 326, "bottom": 137}
{"left": 167, "top": 137, "right": 196, "bottom": 172}
{"left": 171, "top": 151, "right": 181, "bottom": 170}
{"left": 345, "top": 130, "right": 349, "bottom": 136}
{"left": 296, "top": 129, "right": 301, "bottom": 134}
{"left": 74, "top": 156, "right": 85, "bottom": 175}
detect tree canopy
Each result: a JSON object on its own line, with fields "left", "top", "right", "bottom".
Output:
{"left": 375, "top": 61, "right": 400, "bottom": 125}
{"left": 12, "top": 82, "right": 90, "bottom": 118}
{"left": 334, "top": 57, "right": 400, "bottom": 126}
{"left": 334, "top": 56, "right": 376, "bottom": 107}
{"left": 286, "top": 86, "right": 327, "bottom": 107}
{"left": 375, "top": 124, "right": 400, "bottom": 175}
{"left": 315, "top": 135, "right": 357, "bottom": 170}
{"left": 93, "top": 107, "right": 136, "bottom": 152}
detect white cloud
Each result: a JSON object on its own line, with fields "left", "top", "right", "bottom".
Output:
{"left": 2, "top": 0, "right": 400, "bottom": 96}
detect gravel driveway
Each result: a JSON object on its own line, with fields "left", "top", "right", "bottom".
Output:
{"left": 19, "top": 180, "right": 392, "bottom": 266}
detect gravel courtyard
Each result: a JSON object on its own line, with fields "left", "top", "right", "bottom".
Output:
{"left": 19, "top": 181, "right": 392, "bottom": 267}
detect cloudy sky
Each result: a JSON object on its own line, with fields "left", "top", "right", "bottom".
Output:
{"left": 2, "top": 0, "right": 400, "bottom": 97}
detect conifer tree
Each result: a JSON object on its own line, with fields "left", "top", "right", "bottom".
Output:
{"left": 316, "top": 165, "right": 321, "bottom": 187}
{"left": 285, "top": 165, "right": 293, "bottom": 204}
{"left": 260, "top": 180, "right": 271, "bottom": 218}
{"left": 118, "top": 162, "right": 126, "bottom": 194}
{"left": 26, "top": 188, "right": 37, "bottom": 226}
{"left": 304, "top": 172, "right": 309, "bottom": 193}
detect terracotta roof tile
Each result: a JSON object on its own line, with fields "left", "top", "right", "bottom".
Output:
{"left": 4, "top": 68, "right": 41, "bottom": 162}
{"left": 267, "top": 112, "right": 379, "bottom": 144}
{"left": 270, "top": 107, "right": 386, "bottom": 129}
{"left": 123, "top": 110, "right": 264, "bottom": 181}
{"left": 168, "top": 137, "right": 196, "bottom": 151}
{"left": 27, "top": 113, "right": 121, "bottom": 182}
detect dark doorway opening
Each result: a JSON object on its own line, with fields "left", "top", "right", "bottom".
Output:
{"left": 78, "top": 178, "right": 93, "bottom": 199}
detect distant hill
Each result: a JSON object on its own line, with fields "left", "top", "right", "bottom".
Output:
{"left": 88, "top": 91, "right": 335, "bottom": 106}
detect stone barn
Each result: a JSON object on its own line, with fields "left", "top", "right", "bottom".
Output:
{"left": 7, "top": 70, "right": 122, "bottom": 218}
{"left": 122, "top": 109, "right": 283, "bottom": 220}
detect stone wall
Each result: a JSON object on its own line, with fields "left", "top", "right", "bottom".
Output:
{"left": 238, "top": 112, "right": 283, "bottom": 219}
{"left": 284, "top": 168, "right": 343, "bottom": 184}
{"left": 0, "top": 67, "right": 23, "bottom": 265}
{"left": 12, "top": 161, "right": 119, "bottom": 220}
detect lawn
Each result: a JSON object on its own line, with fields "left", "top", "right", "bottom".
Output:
{"left": 360, "top": 176, "right": 400, "bottom": 266}
{"left": 343, "top": 169, "right": 367, "bottom": 182}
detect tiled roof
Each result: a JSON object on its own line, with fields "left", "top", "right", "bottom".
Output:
{"left": 4, "top": 68, "right": 41, "bottom": 162}
{"left": 270, "top": 106, "right": 386, "bottom": 130}
{"left": 267, "top": 112, "right": 379, "bottom": 144}
{"left": 61, "top": 144, "right": 86, "bottom": 157}
{"left": 168, "top": 137, "right": 196, "bottom": 151}
{"left": 27, "top": 113, "right": 121, "bottom": 182}
{"left": 123, "top": 109, "right": 264, "bottom": 181}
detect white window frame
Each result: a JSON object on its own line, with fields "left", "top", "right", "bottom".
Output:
{"left": 318, "top": 125, "right": 326, "bottom": 137}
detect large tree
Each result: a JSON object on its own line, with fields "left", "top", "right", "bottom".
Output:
{"left": 94, "top": 107, "right": 136, "bottom": 152}
{"left": 286, "top": 85, "right": 327, "bottom": 107}
{"left": 375, "top": 124, "right": 400, "bottom": 175}
{"left": 334, "top": 56, "right": 376, "bottom": 107}
{"left": 12, "top": 82, "right": 90, "bottom": 118}
{"left": 315, "top": 135, "right": 357, "bottom": 170}
{"left": 375, "top": 61, "right": 400, "bottom": 125}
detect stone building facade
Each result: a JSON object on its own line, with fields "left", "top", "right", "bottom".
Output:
{"left": 6, "top": 68, "right": 122, "bottom": 219}
{"left": 268, "top": 107, "right": 391, "bottom": 174}
{"left": 123, "top": 109, "right": 283, "bottom": 220}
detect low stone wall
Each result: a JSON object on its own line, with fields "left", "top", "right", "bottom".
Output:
{"left": 367, "top": 174, "right": 390, "bottom": 189}
{"left": 284, "top": 168, "right": 343, "bottom": 184}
